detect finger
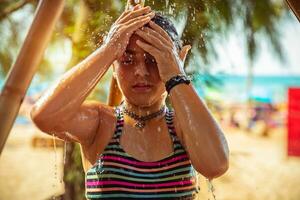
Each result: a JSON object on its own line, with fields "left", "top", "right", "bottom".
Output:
{"left": 141, "top": 27, "right": 173, "bottom": 48}
{"left": 124, "top": 11, "right": 154, "bottom": 26}
{"left": 179, "top": 45, "right": 191, "bottom": 62}
{"left": 124, "top": 16, "right": 152, "bottom": 34}
{"left": 133, "top": 4, "right": 142, "bottom": 10}
{"left": 124, "top": 14, "right": 154, "bottom": 32}
{"left": 115, "top": 10, "right": 131, "bottom": 24}
{"left": 119, "top": 6, "right": 152, "bottom": 24}
{"left": 136, "top": 40, "right": 161, "bottom": 57}
{"left": 149, "top": 21, "right": 173, "bottom": 44}
{"left": 135, "top": 29, "right": 170, "bottom": 51}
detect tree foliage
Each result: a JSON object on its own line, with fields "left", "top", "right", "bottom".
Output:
{"left": 0, "top": 0, "right": 289, "bottom": 79}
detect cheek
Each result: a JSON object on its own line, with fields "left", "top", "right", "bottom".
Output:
{"left": 115, "top": 62, "right": 129, "bottom": 79}
{"left": 114, "top": 64, "right": 133, "bottom": 91}
{"left": 149, "top": 65, "right": 161, "bottom": 81}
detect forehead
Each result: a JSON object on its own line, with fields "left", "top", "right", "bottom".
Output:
{"left": 126, "top": 34, "right": 146, "bottom": 55}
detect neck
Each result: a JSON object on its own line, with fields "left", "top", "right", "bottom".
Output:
{"left": 123, "top": 99, "right": 165, "bottom": 117}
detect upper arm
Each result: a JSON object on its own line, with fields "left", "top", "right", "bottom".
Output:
{"left": 48, "top": 100, "right": 102, "bottom": 146}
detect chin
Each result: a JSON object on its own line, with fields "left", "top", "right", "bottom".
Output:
{"left": 125, "top": 92, "right": 165, "bottom": 108}
{"left": 127, "top": 96, "right": 155, "bottom": 107}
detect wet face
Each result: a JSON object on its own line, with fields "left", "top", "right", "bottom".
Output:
{"left": 114, "top": 34, "right": 166, "bottom": 107}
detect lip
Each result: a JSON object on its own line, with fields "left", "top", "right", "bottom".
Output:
{"left": 132, "top": 83, "right": 153, "bottom": 92}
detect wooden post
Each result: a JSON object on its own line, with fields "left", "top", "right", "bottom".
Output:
{"left": 286, "top": 0, "right": 300, "bottom": 22}
{"left": 107, "top": 0, "right": 145, "bottom": 106}
{"left": 0, "top": 0, "right": 64, "bottom": 154}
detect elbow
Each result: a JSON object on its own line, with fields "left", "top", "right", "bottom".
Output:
{"left": 206, "top": 159, "right": 229, "bottom": 180}
{"left": 30, "top": 106, "right": 52, "bottom": 133}
{"left": 202, "top": 158, "right": 229, "bottom": 180}
{"left": 194, "top": 156, "right": 229, "bottom": 180}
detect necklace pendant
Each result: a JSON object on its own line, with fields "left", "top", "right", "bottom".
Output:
{"left": 135, "top": 121, "right": 145, "bottom": 129}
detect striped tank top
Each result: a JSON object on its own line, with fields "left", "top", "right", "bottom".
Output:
{"left": 85, "top": 106, "right": 199, "bottom": 199}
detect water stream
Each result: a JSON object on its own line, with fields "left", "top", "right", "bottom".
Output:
{"left": 206, "top": 178, "right": 217, "bottom": 200}
{"left": 52, "top": 134, "right": 58, "bottom": 199}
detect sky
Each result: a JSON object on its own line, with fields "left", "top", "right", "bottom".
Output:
{"left": 210, "top": 12, "right": 300, "bottom": 76}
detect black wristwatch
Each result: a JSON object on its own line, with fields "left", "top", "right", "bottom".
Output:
{"left": 165, "top": 74, "right": 191, "bottom": 94}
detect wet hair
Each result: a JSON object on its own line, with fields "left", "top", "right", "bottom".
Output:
{"left": 150, "top": 13, "right": 182, "bottom": 50}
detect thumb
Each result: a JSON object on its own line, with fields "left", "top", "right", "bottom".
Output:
{"left": 179, "top": 45, "right": 191, "bottom": 62}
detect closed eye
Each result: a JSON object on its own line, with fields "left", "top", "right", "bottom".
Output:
{"left": 121, "top": 59, "right": 134, "bottom": 65}
{"left": 145, "top": 54, "right": 156, "bottom": 65}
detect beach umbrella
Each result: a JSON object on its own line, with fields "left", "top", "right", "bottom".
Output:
{"left": 250, "top": 87, "right": 273, "bottom": 104}
{"left": 286, "top": 0, "right": 300, "bottom": 22}
{"left": 251, "top": 96, "right": 273, "bottom": 104}
{"left": 107, "top": 0, "right": 145, "bottom": 106}
{"left": 0, "top": 0, "right": 64, "bottom": 154}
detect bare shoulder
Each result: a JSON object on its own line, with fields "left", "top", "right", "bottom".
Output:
{"left": 87, "top": 103, "right": 117, "bottom": 144}
{"left": 85, "top": 103, "right": 118, "bottom": 153}
{"left": 98, "top": 103, "right": 117, "bottom": 120}
{"left": 47, "top": 101, "right": 116, "bottom": 147}
{"left": 80, "top": 104, "right": 119, "bottom": 168}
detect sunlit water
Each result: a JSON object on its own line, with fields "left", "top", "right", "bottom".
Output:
{"left": 52, "top": 134, "right": 58, "bottom": 199}
{"left": 51, "top": 134, "right": 65, "bottom": 200}
{"left": 207, "top": 179, "right": 216, "bottom": 200}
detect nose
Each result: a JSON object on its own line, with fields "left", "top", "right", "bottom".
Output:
{"left": 134, "top": 62, "right": 150, "bottom": 77}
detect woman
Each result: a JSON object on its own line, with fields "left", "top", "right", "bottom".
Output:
{"left": 31, "top": 5, "right": 229, "bottom": 199}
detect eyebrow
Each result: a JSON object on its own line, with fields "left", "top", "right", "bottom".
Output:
{"left": 124, "top": 50, "right": 154, "bottom": 59}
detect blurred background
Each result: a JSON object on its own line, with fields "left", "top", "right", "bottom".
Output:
{"left": 0, "top": 0, "right": 300, "bottom": 200}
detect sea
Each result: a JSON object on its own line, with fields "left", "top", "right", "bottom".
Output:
{"left": 1, "top": 74, "right": 300, "bottom": 109}
{"left": 192, "top": 74, "right": 300, "bottom": 104}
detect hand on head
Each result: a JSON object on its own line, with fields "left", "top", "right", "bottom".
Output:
{"left": 104, "top": 5, "right": 155, "bottom": 59}
{"left": 105, "top": 5, "right": 191, "bottom": 83}
{"left": 134, "top": 20, "right": 191, "bottom": 82}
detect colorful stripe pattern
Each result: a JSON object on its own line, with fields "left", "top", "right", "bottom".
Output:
{"left": 85, "top": 107, "right": 199, "bottom": 199}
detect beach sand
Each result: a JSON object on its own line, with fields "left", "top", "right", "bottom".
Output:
{"left": 0, "top": 124, "right": 300, "bottom": 200}
{"left": 0, "top": 125, "right": 65, "bottom": 200}
{"left": 197, "top": 127, "right": 300, "bottom": 200}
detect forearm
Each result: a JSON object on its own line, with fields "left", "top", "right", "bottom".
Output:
{"left": 31, "top": 44, "right": 115, "bottom": 128}
{"left": 169, "top": 83, "right": 229, "bottom": 178}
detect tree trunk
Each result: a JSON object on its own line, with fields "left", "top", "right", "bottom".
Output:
{"left": 0, "top": 0, "right": 64, "bottom": 154}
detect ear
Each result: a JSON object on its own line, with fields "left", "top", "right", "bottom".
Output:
{"left": 179, "top": 45, "right": 191, "bottom": 63}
